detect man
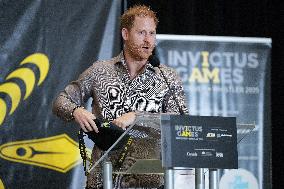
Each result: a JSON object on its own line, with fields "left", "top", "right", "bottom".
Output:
{"left": 53, "top": 5, "right": 188, "bottom": 189}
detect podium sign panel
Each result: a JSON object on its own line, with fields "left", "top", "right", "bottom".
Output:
{"left": 161, "top": 115, "right": 238, "bottom": 169}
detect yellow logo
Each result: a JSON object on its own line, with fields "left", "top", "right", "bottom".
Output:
{"left": 181, "top": 130, "right": 192, "bottom": 137}
{"left": 0, "top": 134, "right": 84, "bottom": 173}
{"left": 102, "top": 122, "right": 110, "bottom": 128}
{"left": 0, "top": 179, "right": 4, "bottom": 189}
{"left": 0, "top": 53, "right": 49, "bottom": 125}
{"left": 189, "top": 51, "right": 220, "bottom": 83}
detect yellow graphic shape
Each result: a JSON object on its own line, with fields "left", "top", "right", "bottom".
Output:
{"left": 0, "top": 82, "right": 21, "bottom": 114}
{"left": 20, "top": 53, "right": 49, "bottom": 85}
{"left": 0, "top": 99, "right": 7, "bottom": 126}
{"left": 181, "top": 130, "right": 192, "bottom": 137}
{"left": 0, "top": 134, "right": 82, "bottom": 173}
{"left": 0, "top": 178, "right": 4, "bottom": 189}
{"left": 0, "top": 53, "right": 49, "bottom": 126}
{"left": 6, "top": 68, "right": 35, "bottom": 99}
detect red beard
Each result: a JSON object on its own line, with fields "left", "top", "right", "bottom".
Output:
{"left": 127, "top": 42, "right": 154, "bottom": 60}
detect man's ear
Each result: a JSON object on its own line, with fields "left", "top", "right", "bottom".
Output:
{"left": 121, "top": 28, "right": 129, "bottom": 41}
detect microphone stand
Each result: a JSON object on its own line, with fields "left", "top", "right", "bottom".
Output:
{"left": 148, "top": 54, "right": 184, "bottom": 116}
{"left": 159, "top": 68, "right": 184, "bottom": 115}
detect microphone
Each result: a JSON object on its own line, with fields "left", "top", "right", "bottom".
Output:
{"left": 148, "top": 55, "right": 185, "bottom": 115}
{"left": 148, "top": 54, "right": 160, "bottom": 67}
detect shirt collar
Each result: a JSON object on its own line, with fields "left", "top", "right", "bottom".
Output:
{"left": 115, "top": 51, "right": 155, "bottom": 72}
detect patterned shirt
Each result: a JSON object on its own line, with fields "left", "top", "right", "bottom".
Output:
{"left": 52, "top": 52, "right": 188, "bottom": 188}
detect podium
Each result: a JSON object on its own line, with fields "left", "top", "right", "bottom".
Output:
{"left": 87, "top": 114, "right": 254, "bottom": 189}
{"left": 160, "top": 115, "right": 254, "bottom": 189}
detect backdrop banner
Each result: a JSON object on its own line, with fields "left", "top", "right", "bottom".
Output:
{"left": 156, "top": 34, "right": 271, "bottom": 189}
{"left": 0, "top": 0, "right": 121, "bottom": 188}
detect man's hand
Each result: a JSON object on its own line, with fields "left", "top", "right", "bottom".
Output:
{"left": 112, "top": 112, "right": 136, "bottom": 130}
{"left": 73, "top": 107, "right": 98, "bottom": 133}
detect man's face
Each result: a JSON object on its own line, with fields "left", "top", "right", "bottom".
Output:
{"left": 122, "top": 16, "right": 156, "bottom": 61}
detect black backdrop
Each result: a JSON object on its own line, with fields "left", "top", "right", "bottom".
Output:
{"left": 127, "top": 0, "right": 282, "bottom": 188}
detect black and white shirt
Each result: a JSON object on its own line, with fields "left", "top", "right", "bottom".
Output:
{"left": 53, "top": 52, "right": 188, "bottom": 123}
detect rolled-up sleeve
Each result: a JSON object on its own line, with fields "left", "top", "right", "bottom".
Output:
{"left": 52, "top": 64, "right": 96, "bottom": 121}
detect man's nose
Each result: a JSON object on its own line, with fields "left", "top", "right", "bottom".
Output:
{"left": 143, "top": 34, "right": 151, "bottom": 42}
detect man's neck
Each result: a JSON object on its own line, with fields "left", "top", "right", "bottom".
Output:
{"left": 123, "top": 50, "right": 148, "bottom": 79}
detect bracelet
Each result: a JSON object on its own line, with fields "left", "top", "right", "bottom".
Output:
{"left": 71, "top": 105, "right": 84, "bottom": 118}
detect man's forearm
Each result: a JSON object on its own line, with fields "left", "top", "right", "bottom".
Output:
{"left": 52, "top": 92, "right": 80, "bottom": 121}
